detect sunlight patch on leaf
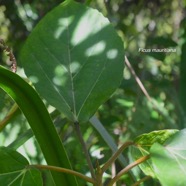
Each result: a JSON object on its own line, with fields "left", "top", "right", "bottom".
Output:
{"left": 106, "top": 49, "right": 118, "bottom": 59}
{"left": 85, "top": 41, "right": 106, "bottom": 56}
{"left": 71, "top": 10, "right": 108, "bottom": 45}
{"left": 54, "top": 16, "right": 74, "bottom": 39}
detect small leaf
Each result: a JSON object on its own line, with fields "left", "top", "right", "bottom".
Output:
{"left": 150, "top": 129, "right": 186, "bottom": 186}
{"left": 130, "top": 129, "right": 178, "bottom": 177}
{"left": 134, "top": 129, "right": 178, "bottom": 147}
{"left": 0, "top": 146, "right": 29, "bottom": 173}
{"left": 20, "top": 0, "right": 124, "bottom": 123}
{"left": 0, "top": 147, "right": 42, "bottom": 186}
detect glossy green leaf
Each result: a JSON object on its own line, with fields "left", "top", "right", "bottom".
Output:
{"left": 0, "top": 146, "right": 42, "bottom": 186}
{"left": 150, "top": 129, "right": 186, "bottom": 186}
{"left": 0, "top": 66, "right": 78, "bottom": 186}
{"left": 130, "top": 129, "right": 178, "bottom": 177}
{"left": 20, "top": 0, "right": 124, "bottom": 123}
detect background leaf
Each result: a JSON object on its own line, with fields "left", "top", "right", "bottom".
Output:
{"left": 19, "top": 0, "right": 124, "bottom": 123}
{"left": 130, "top": 129, "right": 178, "bottom": 177}
{"left": 134, "top": 129, "right": 178, "bottom": 147}
{"left": 0, "top": 146, "right": 28, "bottom": 173}
{"left": 0, "top": 146, "right": 42, "bottom": 186}
{"left": 150, "top": 129, "right": 186, "bottom": 186}
{"left": 0, "top": 170, "right": 42, "bottom": 186}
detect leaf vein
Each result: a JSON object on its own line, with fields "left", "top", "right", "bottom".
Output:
{"left": 30, "top": 53, "right": 72, "bottom": 111}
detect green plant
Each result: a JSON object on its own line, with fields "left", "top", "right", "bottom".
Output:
{"left": 0, "top": 0, "right": 186, "bottom": 186}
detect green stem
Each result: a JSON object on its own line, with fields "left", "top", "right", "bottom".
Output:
{"left": 102, "top": 141, "right": 134, "bottom": 172}
{"left": 29, "top": 164, "right": 95, "bottom": 184}
{"left": 107, "top": 155, "right": 150, "bottom": 186}
{"left": 8, "top": 129, "right": 33, "bottom": 150}
{"left": 74, "top": 122, "right": 96, "bottom": 180}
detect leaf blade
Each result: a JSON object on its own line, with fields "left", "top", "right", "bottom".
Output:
{"left": 20, "top": 0, "right": 124, "bottom": 123}
{"left": 130, "top": 129, "right": 178, "bottom": 177}
{"left": 0, "top": 147, "right": 42, "bottom": 186}
{"left": 150, "top": 129, "right": 186, "bottom": 186}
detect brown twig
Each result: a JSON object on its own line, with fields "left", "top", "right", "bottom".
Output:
{"left": 29, "top": 164, "right": 95, "bottom": 184}
{"left": 107, "top": 155, "right": 150, "bottom": 186}
{"left": 124, "top": 56, "right": 175, "bottom": 127}
{"left": 0, "top": 38, "right": 17, "bottom": 73}
{"left": 102, "top": 141, "right": 134, "bottom": 172}
{"left": 125, "top": 56, "right": 151, "bottom": 101}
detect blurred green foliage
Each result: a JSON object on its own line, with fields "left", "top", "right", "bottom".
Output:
{"left": 0, "top": 0, "right": 186, "bottom": 185}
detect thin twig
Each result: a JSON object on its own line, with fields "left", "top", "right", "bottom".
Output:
{"left": 74, "top": 122, "right": 96, "bottom": 179}
{"left": 29, "top": 164, "right": 95, "bottom": 184}
{"left": 102, "top": 141, "right": 134, "bottom": 172}
{"left": 125, "top": 56, "right": 151, "bottom": 101}
{"left": 125, "top": 56, "right": 175, "bottom": 127}
{"left": 0, "top": 38, "right": 17, "bottom": 73}
{"left": 111, "top": 161, "right": 116, "bottom": 186}
{"left": 107, "top": 155, "right": 150, "bottom": 186}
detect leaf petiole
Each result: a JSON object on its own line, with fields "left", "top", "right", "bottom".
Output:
{"left": 29, "top": 164, "right": 95, "bottom": 184}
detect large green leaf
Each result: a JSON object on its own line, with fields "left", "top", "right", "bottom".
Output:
{"left": 150, "top": 129, "right": 186, "bottom": 186}
{"left": 0, "top": 147, "right": 42, "bottom": 186}
{"left": 130, "top": 129, "right": 178, "bottom": 177}
{"left": 19, "top": 0, "right": 124, "bottom": 123}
